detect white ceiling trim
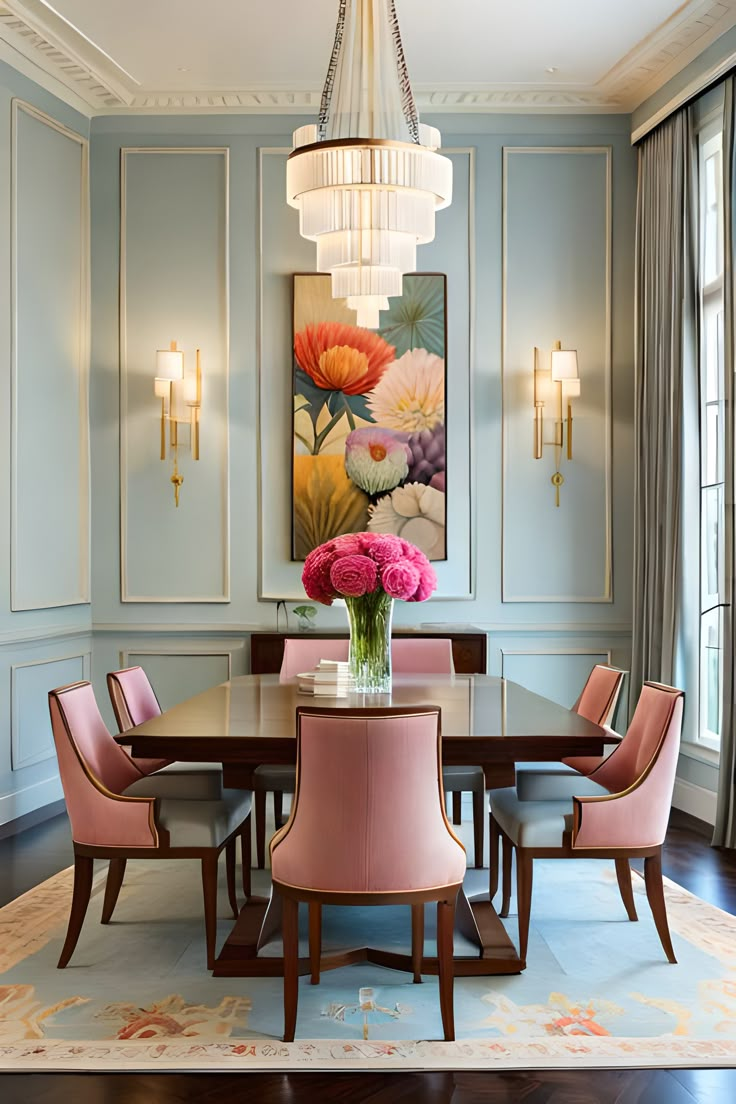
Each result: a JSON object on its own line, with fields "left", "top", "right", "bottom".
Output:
{"left": 597, "top": 0, "right": 736, "bottom": 106}
{"left": 0, "top": 0, "right": 734, "bottom": 118}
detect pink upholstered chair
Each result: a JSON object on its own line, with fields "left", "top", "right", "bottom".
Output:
{"left": 489, "top": 682, "right": 684, "bottom": 965}
{"left": 49, "top": 681, "right": 252, "bottom": 970}
{"left": 107, "top": 666, "right": 225, "bottom": 798}
{"left": 252, "top": 640, "right": 350, "bottom": 868}
{"left": 271, "top": 706, "right": 466, "bottom": 1041}
{"left": 514, "top": 664, "right": 627, "bottom": 802}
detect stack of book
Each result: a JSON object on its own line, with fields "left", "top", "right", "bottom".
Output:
{"left": 297, "top": 660, "right": 355, "bottom": 697}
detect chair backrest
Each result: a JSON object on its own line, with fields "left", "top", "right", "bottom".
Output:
{"left": 48, "top": 682, "right": 158, "bottom": 848}
{"left": 280, "top": 636, "right": 454, "bottom": 679}
{"left": 574, "top": 664, "right": 626, "bottom": 727}
{"left": 107, "top": 666, "right": 162, "bottom": 730}
{"left": 270, "top": 707, "right": 466, "bottom": 894}
{"left": 280, "top": 638, "right": 350, "bottom": 680}
{"left": 589, "top": 681, "right": 682, "bottom": 796}
{"left": 573, "top": 682, "right": 684, "bottom": 849}
{"left": 391, "top": 638, "right": 454, "bottom": 674}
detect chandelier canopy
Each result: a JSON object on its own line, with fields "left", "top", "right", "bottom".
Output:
{"left": 286, "top": 0, "right": 452, "bottom": 328}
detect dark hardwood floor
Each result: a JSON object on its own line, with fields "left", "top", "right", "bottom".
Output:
{"left": 0, "top": 808, "right": 734, "bottom": 1103}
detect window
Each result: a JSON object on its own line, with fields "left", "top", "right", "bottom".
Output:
{"left": 696, "top": 121, "right": 725, "bottom": 751}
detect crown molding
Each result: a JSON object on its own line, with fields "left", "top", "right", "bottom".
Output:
{"left": 0, "top": 0, "right": 734, "bottom": 118}
{"left": 598, "top": 0, "right": 736, "bottom": 109}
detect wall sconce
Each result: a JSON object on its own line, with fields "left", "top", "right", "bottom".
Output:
{"left": 533, "top": 340, "right": 580, "bottom": 507}
{"left": 154, "top": 340, "right": 201, "bottom": 507}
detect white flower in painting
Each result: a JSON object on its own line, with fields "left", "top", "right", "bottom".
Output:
{"left": 366, "top": 348, "right": 444, "bottom": 432}
{"left": 368, "top": 482, "right": 446, "bottom": 560}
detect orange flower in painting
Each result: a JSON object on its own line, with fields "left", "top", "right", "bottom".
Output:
{"left": 295, "top": 322, "right": 395, "bottom": 395}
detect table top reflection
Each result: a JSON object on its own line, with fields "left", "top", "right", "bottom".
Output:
{"left": 121, "top": 673, "right": 611, "bottom": 768}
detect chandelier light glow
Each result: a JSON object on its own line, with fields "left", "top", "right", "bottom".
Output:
{"left": 286, "top": 0, "right": 452, "bottom": 328}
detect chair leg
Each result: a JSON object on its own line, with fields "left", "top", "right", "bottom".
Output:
{"left": 241, "top": 816, "right": 252, "bottom": 900}
{"left": 644, "top": 850, "right": 677, "bottom": 963}
{"left": 225, "top": 839, "right": 239, "bottom": 919}
{"left": 615, "top": 858, "right": 638, "bottom": 921}
{"left": 101, "top": 857, "right": 126, "bottom": 924}
{"left": 436, "top": 897, "right": 456, "bottom": 1041}
{"left": 201, "top": 854, "right": 219, "bottom": 970}
{"left": 255, "top": 790, "right": 267, "bottom": 869}
{"left": 499, "top": 835, "right": 513, "bottom": 918}
{"left": 489, "top": 813, "right": 500, "bottom": 900}
{"left": 58, "top": 853, "right": 94, "bottom": 968}
{"left": 472, "top": 788, "right": 484, "bottom": 869}
{"left": 411, "top": 903, "right": 424, "bottom": 983}
{"left": 273, "top": 790, "right": 284, "bottom": 828}
{"left": 308, "top": 902, "right": 321, "bottom": 985}
{"left": 282, "top": 896, "right": 299, "bottom": 1041}
{"left": 452, "top": 791, "right": 462, "bottom": 825}
{"left": 515, "top": 850, "right": 533, "bottom": 965}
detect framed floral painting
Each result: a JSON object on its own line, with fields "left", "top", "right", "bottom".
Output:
{"left": 292, "top": 273, "right": 447, "bottom": 561}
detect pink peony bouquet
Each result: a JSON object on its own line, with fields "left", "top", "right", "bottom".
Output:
{"left": 302, "top": 532, "right": 437, "bottom": 606}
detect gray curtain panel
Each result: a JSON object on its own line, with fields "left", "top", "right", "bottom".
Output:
{"left": 713, "top": 79, "right": 736, "bottom": 849}
{"left": 631, "top": 110, "right": 698, "bottom": 712}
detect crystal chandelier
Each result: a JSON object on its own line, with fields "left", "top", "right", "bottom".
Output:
{"left": 286, "top": 0, "right": 452, "bottom": 329}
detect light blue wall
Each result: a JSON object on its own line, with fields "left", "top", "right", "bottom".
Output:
{"left": 0, "top": 63, "right": 90, "bottom": 825}
{"left": 86, "top": 111, "right": 636, "bottom": 738}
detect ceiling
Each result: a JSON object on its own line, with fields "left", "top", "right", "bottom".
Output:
{"left": 0, "top": 0, "right": 734, "bottom": 115}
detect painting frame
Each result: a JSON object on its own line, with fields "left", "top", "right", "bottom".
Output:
{"left": 291, "top": 272, "right": 448, "bottom": 562}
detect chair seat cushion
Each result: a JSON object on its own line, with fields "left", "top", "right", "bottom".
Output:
{"left": 489, "top": 785, "right": 599, "bottom": 848}
{"left": 516, "top": 763, "right": 610, "bottom": 802}
{"left": 124, "top": 763, "right": 224, "bottom": 800}
{"left": 442, "top": 765, "right": 485, "bottom": 792}
{"left": 254, "top": 764, "right": 296, "bottom": 791}
{"left": 121, "top": 780, "right": 252, "bottom": 848}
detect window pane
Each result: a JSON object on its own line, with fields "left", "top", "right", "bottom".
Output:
{"left": 700, "top": 606, "right": 723, "bottom": 741}
{"left": 701, "top": 484, "right": 724, "bottom": 609}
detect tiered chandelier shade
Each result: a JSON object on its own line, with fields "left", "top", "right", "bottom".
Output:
{"left": 286, "top": 0, "right": 452, "bottom": 328}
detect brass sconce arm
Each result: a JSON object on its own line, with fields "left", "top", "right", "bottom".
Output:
{"left": 532, "top": 340, "right": 580, "bottom": 507}
{"left": 154, "top": 340, "right": 202, "bottom": 507}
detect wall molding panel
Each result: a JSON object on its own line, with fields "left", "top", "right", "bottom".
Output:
{"left": 502, "top": 146, "right": 612, "bottom": 604}
{"left": 119, "top": 646, "right": 243, "bottom": 710}
{"left": 500, "top": 647, "right": 614, "bottom": 711}
{"left": 11, "top": 650, "right": 90, "bottom": 770}
{"left": 256, "top": 147, "right": 475, "bottom": 602}
{"left": 119, "top": 147, "right": 230, "bottom": 603}
{"left": 10, "top": 99, "right": 90, "bottom": 611}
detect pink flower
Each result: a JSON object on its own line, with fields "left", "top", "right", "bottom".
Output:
{"left": 330, "top": 554, "right": 379, "bottom": 597}
{"left": 382, "top": 559, "right": 421, "bottom": 600}
{"left": 409, "top": 562, "right": 438, "bottom": 602}
{"left": 302, "top": 542, "right": 339, "bottom": 604}
{"left": 365, "top": 534, "right": 405, "bottom": 565}
{"left": 301, "top": 531, "right": 437, "bottom": 605}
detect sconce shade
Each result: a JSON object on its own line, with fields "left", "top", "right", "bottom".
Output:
{"left": 550, "top": 348, "right": 579, "bottom": 381}
{"left": 156, "top": 349, "right": 184, "bottom": 381}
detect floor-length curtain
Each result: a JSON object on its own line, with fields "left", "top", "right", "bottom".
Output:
{"left": 714, "top": 78, "right": 736, "bottom": 848}
{"left": 631, "top": 110, "right": 698, "bottom": 712}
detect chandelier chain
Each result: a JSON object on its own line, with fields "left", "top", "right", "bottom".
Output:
{"left": 318, "top": 0, "right": 347, "bottom": 140}
{"left": 387, "top": 0, "right": 419, "bottom": 143}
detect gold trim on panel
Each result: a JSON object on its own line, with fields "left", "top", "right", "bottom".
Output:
{"left": 10, "top": 100, "right": 91, "bottom": 612}
{"left": 120, "top": 648, "right": 235, "bottom": 682}
{"left": 10, "top": 650, "right": 92, "bottom": 770}
{"left": 501, "top": 146, "right": 613, "bottom": 604}
{"left": 119, "top": 147, "right": 231, "bottom": 603}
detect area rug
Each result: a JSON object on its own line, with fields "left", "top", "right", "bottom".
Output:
{"left": 1, "top": 847, "right": 735, "bottom": 1071}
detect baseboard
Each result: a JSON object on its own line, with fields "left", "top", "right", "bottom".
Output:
{"left": 673, "top": 777, "right": 717, "bottom": 827}
{"left": 0, "top": 797, "right": 66, "bottom": 840}
{"left": 0, "top": 776, "right": 64, "bottom": 832}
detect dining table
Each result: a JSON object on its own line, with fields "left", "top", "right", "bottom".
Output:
{"left": 118, "top": 672, "right": 613, "bottom": 978}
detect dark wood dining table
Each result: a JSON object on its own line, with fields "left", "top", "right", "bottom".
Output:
{"left": 119, "top": 673, "right": 612, "bottom": 978}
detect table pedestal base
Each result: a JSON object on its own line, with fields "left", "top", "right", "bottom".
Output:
{"left": 212, "top": 893, "right": 523, "bottom": 978}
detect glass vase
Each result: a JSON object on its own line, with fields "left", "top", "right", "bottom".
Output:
{"left": 345, "top": 591, "right": 394, "bottom": 693}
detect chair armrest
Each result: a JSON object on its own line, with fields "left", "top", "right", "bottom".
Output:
{"left": 68, "top": 763, "right": 159, "bottom": 849}
{"left": 572, "top": 773, "right": 665, "bottom": 850}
